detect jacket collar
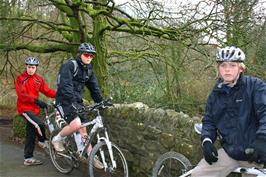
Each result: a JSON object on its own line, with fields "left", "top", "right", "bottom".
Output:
{"left": 76, "top": 58, "right": 89, "bottom": 70}
{"left": 214, "top": 73, "right": 244, "bottom": 93}
{"left": 22, "top": 70, "right": 37, "bottom": 77}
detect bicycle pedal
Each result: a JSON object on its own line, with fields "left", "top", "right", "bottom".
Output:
{"left": 73, "top": 161, "right": 80, "bottom": 168}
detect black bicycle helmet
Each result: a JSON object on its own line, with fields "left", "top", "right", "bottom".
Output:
{"left": 25, "top": 57, "right": 40, "bottom": 65}
{"left": 78, "top": 43, "right": 96, "bottom": 54}
{"left": 216, "top": 46, "right": 245, "bottom": 62}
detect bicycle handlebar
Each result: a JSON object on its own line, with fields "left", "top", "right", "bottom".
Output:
{"left": 84, "top": 98, "right": 113, "bottom": 113}
{"left": 41, "top": 99, "right": 113, "bottom": 118}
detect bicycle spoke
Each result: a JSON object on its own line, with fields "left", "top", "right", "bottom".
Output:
{"left": 48, "top": 132, "right": 74, "bottom": 174}
{"left": 88, "top": 141, "right": 128, "bottom": 177}
{"left": 158, "top": 159, "right": 186, "bottom": 176}
{"left": 152, "top": 152, "right": 192, "bottom": 177}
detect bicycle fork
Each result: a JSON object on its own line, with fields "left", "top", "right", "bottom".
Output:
{"left": 97, "top": 129, "right": 117, "bottom": 170}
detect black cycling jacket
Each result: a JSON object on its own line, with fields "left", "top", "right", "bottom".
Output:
{"left": 201, "top": 74, "right": 266, "bottom": 161}
{"left": 56, "top": 58, "right": 103, "bottom": 107}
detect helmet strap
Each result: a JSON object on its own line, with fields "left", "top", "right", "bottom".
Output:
{"left": 77, "top": 56, "right": 87, "bottom": 68}
{"left": 222, "top": 72, "right": 240, "bottom": 87}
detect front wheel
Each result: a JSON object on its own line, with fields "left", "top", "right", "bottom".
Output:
{"left": 152, "top": 151, "right": 192, "bottom": 177}
{"left": 88, "top": 141, "right": 128, "bottom": 177}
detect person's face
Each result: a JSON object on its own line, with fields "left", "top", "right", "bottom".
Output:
{"left": 81, "top": 53, "right": 95, "bottom": 65}
{"left": 26, "top": 65, "right": 37, "bottom": 75}
{"left": 218, "top": 62, "right": 243, "bottom": 83}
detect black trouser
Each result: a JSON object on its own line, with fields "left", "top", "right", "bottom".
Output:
{"left": 22, "top": 111, "right": 46, "bottom": 159}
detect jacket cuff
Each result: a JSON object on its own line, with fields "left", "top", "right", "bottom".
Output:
{"left": 202, "top": 137, "right": 212, "bottom": 146}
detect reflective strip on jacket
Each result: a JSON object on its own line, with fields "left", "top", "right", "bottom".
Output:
{"left": 201, "top": 74, "right": 266, "bottom": 161}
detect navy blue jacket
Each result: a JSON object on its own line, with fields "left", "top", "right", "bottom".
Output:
{"left": 56, "top": 58, "right": 103, "bottom": 107}
{"left": 201, "top": 74, "right": 266, "bottom": 161}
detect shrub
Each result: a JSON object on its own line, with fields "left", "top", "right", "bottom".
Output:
{"left": 12, "top": 115, "right": 26, "bottom": 139}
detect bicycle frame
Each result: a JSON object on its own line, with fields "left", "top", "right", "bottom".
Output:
{"left": 79, "top": 109, "right": 117, "bottom": 170}
{"left": 233, "top": 167, "right": 266, "bottom": 176}
{"left": 178, "top": 167, "right": 266, "bottom": 177}
{"left": 43, "top": 108, "right": 55, "bottom": 133}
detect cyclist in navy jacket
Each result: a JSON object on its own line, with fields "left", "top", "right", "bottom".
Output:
{"left": 192, "top": 46, "right": 266, "bottom": 177}
{"left": 52, "top": 43, "right": 103, "bottom": 168}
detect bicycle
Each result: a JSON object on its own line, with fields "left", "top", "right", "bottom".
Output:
{"left": 48, "top": 99, "right": 129, "bottom": 177}
{"left": 152, "top": 123, "right": 266, "bottom": 177}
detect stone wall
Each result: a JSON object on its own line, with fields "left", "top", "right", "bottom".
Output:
{"left": 12, "top": 102, "right": 203, "bottom": 177}
{"left": 102, "top": 102, "right": 202, "bottom": 177}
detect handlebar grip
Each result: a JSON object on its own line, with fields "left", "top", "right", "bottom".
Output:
{"left": 103, "top": 100, "right": 113, "bottom": 107}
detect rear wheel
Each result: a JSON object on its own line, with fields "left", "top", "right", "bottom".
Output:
{"left": 152, "top": 151, "right": 192, "bottom": 177}
{"left": 48, "top": 131, "right": 74, "bottom": 174}
{"left": 88, "top": 141, "right": 128, "bottom": 177}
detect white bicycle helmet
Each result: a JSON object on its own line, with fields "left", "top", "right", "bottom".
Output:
{"left": 216, "top": 46, "right": 245, "bottom": 62}
{"left": 25, "top": 57, "right": 40, "bottom": 65}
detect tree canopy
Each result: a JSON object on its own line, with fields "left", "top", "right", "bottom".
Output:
{"left": 1, "top": 0, "right": 265, "bottom": 114}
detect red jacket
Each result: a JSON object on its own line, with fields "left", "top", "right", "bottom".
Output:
{"left": 15, "top": 71, "right": 57, "bottom": 115}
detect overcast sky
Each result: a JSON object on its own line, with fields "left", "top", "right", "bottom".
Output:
{"left": 114, "top": 0, "right": 266, "bottom": 15}
{"left": 113, "top": 0, "right": 265, "bottom": 45}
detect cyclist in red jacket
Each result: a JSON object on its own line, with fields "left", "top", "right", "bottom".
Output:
{"left": 15, "top": 57, "right": 56, "bottom": 166}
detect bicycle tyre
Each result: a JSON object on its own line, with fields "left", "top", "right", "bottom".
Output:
{"left": 48, "top": 131, "right": 74, "bottom": 174}
{"left": 88, "top": 141, "right": 129, "bottom": 177}
{"left": 152, "top": 151, "right": 192, "bottom": 177}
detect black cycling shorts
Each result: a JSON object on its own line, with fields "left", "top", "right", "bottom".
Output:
{"left": 56, "top": 104, "right": 86, "bottom": 124}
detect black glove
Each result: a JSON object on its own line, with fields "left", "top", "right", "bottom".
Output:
{"left": 202, "top": 140, "right": 218, "bottom": 165}
{"left": 249, "top": 137, "right": 266, "bottom": 164}
{"left": 34, "top": 99, "right": 47, "bottom": 109}
{"left": 104, "top": 99, "right": 113, "bottom": 107}
{"left": 99, "top": 99, "right": 113, "bottom": 109}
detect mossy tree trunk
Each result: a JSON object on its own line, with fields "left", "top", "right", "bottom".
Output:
{"left": 92, "top": 1, "right": 109, "bottom": 97}
{"left": 223, "top": 0, "right": 259, "bottom": 47}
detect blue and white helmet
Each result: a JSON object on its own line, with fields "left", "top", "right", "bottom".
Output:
{"left": 25, "top": 57, "right": 40, "bottom": 65}
{"left": 216, "top": 46, "right": 245, "bottom": 62}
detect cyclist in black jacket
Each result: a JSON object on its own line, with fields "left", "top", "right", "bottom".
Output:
{"left": 52, "top": 43, "right": 103, "bottom": 164}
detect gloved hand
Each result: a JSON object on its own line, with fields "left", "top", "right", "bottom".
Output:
{"left": 34, "top": 99, "right": 47, "bottom": 109}
{"left": 72, "top": 102, "right": 85, "bottom": 113}
{"left": 99, "top": 99, "right": 113, "bottom": 109}
{"left": 249, "top": 137, "right": 266, "bottom": 164}
{"left": 202, "top": 140, "right": 218, "bottom": 165}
